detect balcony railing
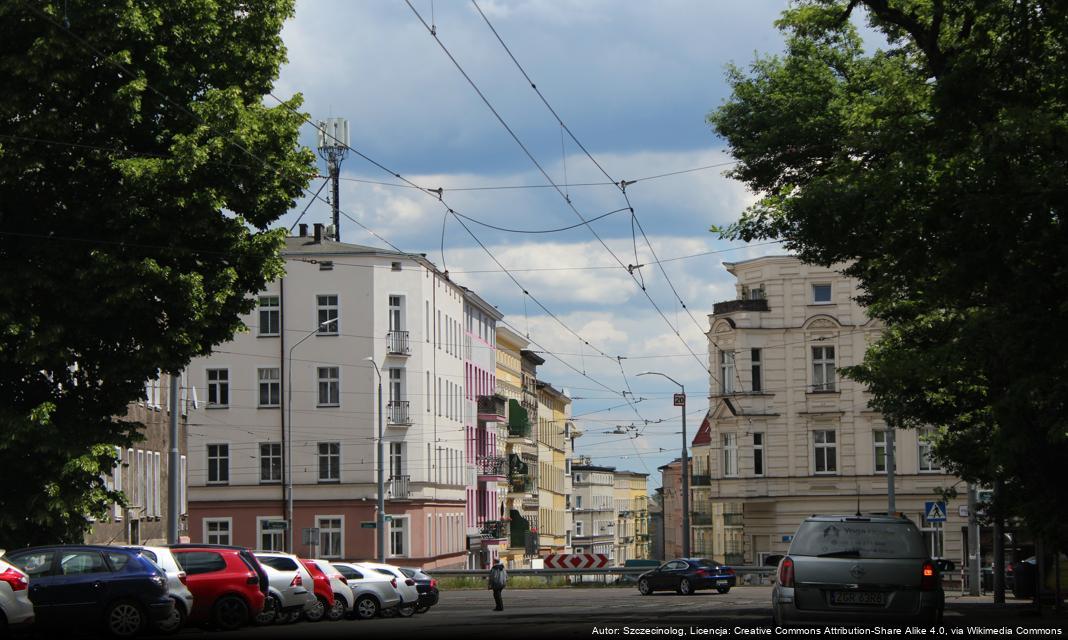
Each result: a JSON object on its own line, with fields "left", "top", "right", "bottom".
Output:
{"left": 508, "top": 475, "right": 537, "bottom": 495}
{"left": 389, "top": 475, "right": 410, "bottom": 499}
{"left": 476, "top": 455, "right": 506, "bottom": 477}
{"left": 477, "top": 394, "right": 507, "bottom": 420}
{"left": 691, "top": 474, "right": 711, "bottom": 486}
{"left": 692, "top": 511, "right": 714, "bottom": 526}
{"left": 387, "top": 330, "right": 410, "bottom": 355}
{"left": 723, "top": 513, "right": 744, "bottom": 527}
{"left": 480, "top": 520, "right": 508, "bottom": 541}
{"left": 712, "top": 298, "right": 770, "bottom": 315}
{"left": 387, "top": 400, "right": 411, "bottom": 425}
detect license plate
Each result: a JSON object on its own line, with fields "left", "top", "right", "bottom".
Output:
{"left": 830, "top": 591, "right": 886, "bottom": 606}
{"left": 716, "top": 580, "right": 729, "bottom": 586}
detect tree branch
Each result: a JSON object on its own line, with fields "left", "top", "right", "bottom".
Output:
{"left": 862, "top": 0, "right": 947, "bottom": 77}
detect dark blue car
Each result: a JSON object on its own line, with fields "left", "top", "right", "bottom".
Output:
{"left": 637, "top": 558, "right": 737, "bottom": 595}
{"left": 5, "top": 545, "right": 173, "bottom": 638}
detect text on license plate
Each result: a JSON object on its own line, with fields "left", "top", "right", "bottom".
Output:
{"left": 716, "top": 580, "right": 728, "bottom": 586}
{"left": 830, "top": 591, "right": 886, "bottom": 606}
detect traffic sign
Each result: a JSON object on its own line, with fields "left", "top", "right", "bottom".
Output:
{"left": 924, "top": 501, "right": 947, "bottom": 523}
{"left": 302, "top": 527, "right": 320, "bottom": 545}
{"left": 263, "top": 520, "right": 288, "bottom": 531}
{"left": 543, "top": 553, "right": 609, "bottom": 569}
{"left": 360, "top": 522, "right": 376, "bottom": 529}
{"left": 673, "top": 393, "right": 686, "bottom": 407}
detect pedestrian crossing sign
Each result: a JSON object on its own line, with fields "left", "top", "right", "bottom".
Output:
{"left": 924, "top": 501, "right": 947, "bottom": 523}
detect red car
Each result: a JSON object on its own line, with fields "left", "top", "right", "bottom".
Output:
{"left": 169, "top": 545, "right": 267, "bottom": 631}
{"left": 299, "top": 559, "right": 336, "bottom": 622}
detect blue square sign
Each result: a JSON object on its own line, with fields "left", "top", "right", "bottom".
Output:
{"left": 924, "top": 501, "right": 947, "bottom": 522}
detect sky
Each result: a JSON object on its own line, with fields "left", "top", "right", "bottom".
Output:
{"left": 271, "top": 1, "right": 797, "bottom": 487}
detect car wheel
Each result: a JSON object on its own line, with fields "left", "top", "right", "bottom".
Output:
{"left": 354, "top": 595, "right": 380, "bottom": 620}
{"left": 154, "top": 599, "right": 187, "bottom": 635}
{"left": 397, "top": 603, "right": 416, "bottom": 618}
{"left": 638, "top": 578, "right": 652, "bottom": 595}
{"left": 279, "top": 610, "right": 301, "bottom": 624}
{"left": 212, "top": 595, "right": 249, "bottom": 631}
{"left": 304, "top": 595, "right": 327, "bottom": 622}
{"left": 327, "top": 595, "right": 347, "bottom": 621}
{"left": 677, "top": 578, "right": 693, "bottom": 595}
{"left": 254, "top": 595, "right": 280, "bottom": 626}
{"left": 716, "top": 587, "right": 731, "bottom": 594}
{"left": 380, "top": 606, "right": 397, "bottom": 618}
{"left": 104, "top": 600, "right": 147, "bottom": 638}
{"left": 415, "top": 604, "right": 431, "bottom": 614}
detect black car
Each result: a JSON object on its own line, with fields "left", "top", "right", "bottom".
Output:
{"left": 399, "top": 567, "right": 439, "bottom": 613}
{"left": 6, "top": 544, "right": 174, "bottom": 638}
{"left": 637, "top": 558, "right": 737, "bottom": 595}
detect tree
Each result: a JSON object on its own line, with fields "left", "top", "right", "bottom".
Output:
{"left": 0, "top": 0, "right": 315, "bottom": 546}
{"left": 708, "top": 0, "right": 1068, "bottom": 548}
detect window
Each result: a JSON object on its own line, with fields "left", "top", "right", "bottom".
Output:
{"left": 206, "top": 369, "right": 229, "bottom": 407}
{"left": 258, "top": 517, "right": 285, "bottom": 551}
{"left": 575, "top": 495, "right": 583, "bottom": 509}
{"left": 390, "top": 442, "right": 404, "bottom": 478}
{"left": 390, "top": 517, "right": 407, "bottom": 557}
{"left": 258, "top": 296, "right": 280, "bottom": 336}
{"left": 319, "top": 261, "right": 333, "bottom": 271}
{"left": 260, "top": 443, "right": 282, "bottom": 483}
{"left": 317, "top": 295, "right": 339, "bottom": 334}
{"left": 59, "top": 550, "right": 108, "bottom": 575}
{"left": 575, "top": 521, "right": 583, "bottom": 536}
{"left": 720, "top": 350, "right": 735, "bottom": 394}
{"left": 258, "top": 367, "right": 280, "bottom": 407}
{"left": 812, "top": 284, "right": 832, "bottom": 304}
{"left": 753, "top": 432, "right": 764, "bottom": 477}
{"left": 812, "top": 346, "right": 836, "bottom": 391}
{"left": 391, "top": 261, "right": 401, "bottom": 271}
{"left": 918, "top": 427, "right": 941, "bottom": 472}
{"left": 813, "top": 430, "right": 837, "bottom": 474}
{"left": 751, "top": 348, "right": 762, "bottom": 393}
{"left": 318, "top": 442, "right": 340, "bottom": 482}
{"left": 389, "top": 295, "right": 403, "bottom": 331}
{"left": 207, "top": 444, "right": 229, "bottom": 484}
{"left": 873, "top": 430, "right": 895, "bottom": 474}
{"left": 175, "top": 551, "right": 226, "bottom": 575}
{"left": 389, "top": 368, "right": 402, "bottom": 402}
{"left": 317, "top": 366, "right": 340, "bottom": 406}
{"left": 722, "top": 433, "right": 738, "bottom": 477}
{"left": 318, "top": 517, "right": 343, "bottom": 558}
{"left": 204, "top": 519, "right": 231, "bottom": 545}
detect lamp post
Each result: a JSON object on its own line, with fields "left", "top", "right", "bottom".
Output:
{"left": 637, "top": 371, "right": 689, "bottom": 558}
{"left": 286, "top": 317, "right": 337, "bottom": 552}
{"left": 363, "top": 356, "right": 386, "bottom": 563}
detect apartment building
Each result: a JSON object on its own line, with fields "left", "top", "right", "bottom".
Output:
{"left": 696, "top": 255, "right": 964, "bottom": 566}
{"left": 690, "top": 415, "right": 745, "bottom": 563}
{"left": 536, "top": 382, "right": 571, "bottom": 554}
{"left": 461, "top": 289, "right": 505, "bottom": 568}
{"left": 613, "top": 471, "right": 650, "bottom": 562}
{"left": 185, "top": 225, "right": 473, "bottom": 568}
{"left": 88, "top": 373, "right": 190, "bottom": 545}
{"left": 657, "top": 458, "right": 685, "bottom": 559}
{"left": 571, "top": 464, "right": 616, "bottom": 560}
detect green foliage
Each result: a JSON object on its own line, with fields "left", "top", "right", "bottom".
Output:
{"left": 0, "top": 0, "right": 315, "bottom": 546}
{"left": 710, "top": 1, "right": 1068, "bottom": 547}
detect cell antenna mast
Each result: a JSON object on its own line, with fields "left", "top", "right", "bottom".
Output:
{"left": 317, "top": 117, "right": 349, "bottom": 241}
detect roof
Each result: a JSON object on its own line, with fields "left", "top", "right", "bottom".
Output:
{"left": 496, "top": 325, "right": 529, "bottom": 350}
{"left": 721, "top": 254, "right": 798, "bottom": 274}
{"left": 521, "top": 349, "right": 546, "bottom": 366}
{"left": 691, "top": 412, "right": 712, "bottom": 447}
{"left": 613, "top": 470, "right": 649, "bottom": 478}
{"left": 572, "top": 464, "right": 616, "bottom": 473}
{"left": 461, "top": 286, "right": 504, "bottom": 320}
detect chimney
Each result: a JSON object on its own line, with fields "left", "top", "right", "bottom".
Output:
{"left": 313, "top": 223, "right": 323, "bottom": 243}
{"left": 299, "top": 223, "right": 308, "bottom": 237}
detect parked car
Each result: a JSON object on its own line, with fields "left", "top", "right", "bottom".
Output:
{"left": 636, "top": 558, "right": 736, "bottom": 595}
{"left": 398, "top": 567, "right": 439, "bottom": 613}
{"left": 358, "top": 562, "right": 419, "bottom": 617}
{"left": 0, "top": 550, "right": 35, "bottom": 635}
{"left": 251, "top": 551, "right": 315, "bottom": 625}
{"left": 771, "top": 514, "right": 948, "bottom": 626}
{"left": 5, "top": 545, "right": 173, "bottom": 638}
{"left": 168, "top": 545, "right": 266, "bottom": 631}
{"left": 300, "top": 559, "right": 346, "bottom": 621}
{"left": 124, "top": 546, "right": 195, "bottom": 635}
{"left": 331, "top": 562, "right": 401, "bottom": 619}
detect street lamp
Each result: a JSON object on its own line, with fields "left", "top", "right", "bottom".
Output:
{"left": 636, "top": 371, "right": 690, "bottom": 558}
{"left": 286, "top": 317, "right": 337, "bottom": 552}
{"left": 363, "top": 356, "right": 386, "bottom": 563}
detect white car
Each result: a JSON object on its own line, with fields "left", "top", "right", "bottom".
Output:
{"left": 128, "top": 546, "right": 195, "bottom": 635}
{"left": 304, "top": 559, "right": 352, "bottom": 621}
{"left": 357, "top": 562, "right": 420, "bottom": 617}
{"left": 0, "top": 550, "right": 34, "bottom": 634}
{"left": 331, "top": 562, "right": 401, "bottom": 619}
{"left": 253, "top": 551, "right": 317, "bottom": 624}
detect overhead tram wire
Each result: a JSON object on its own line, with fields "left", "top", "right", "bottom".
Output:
{"left": 407, "top": 1, "right": 715, "bottom": 383}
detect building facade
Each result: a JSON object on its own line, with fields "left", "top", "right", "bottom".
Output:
{"left": 698, "top": 255, "right": 963, "bottom": 566}
{"left": 536, "top": 382, "right": 571, "bottom": 555}
{"left": 613, "top": 471, "right": 650, "bottom": 562}
{"left": 571, "top": 464, "right": 616, "bottom": 560}
{"left": 656, "top": 458, "right": 685, "bottom": 560}
{"left": 185, "top": 226, "right": 474, "bottom": 568}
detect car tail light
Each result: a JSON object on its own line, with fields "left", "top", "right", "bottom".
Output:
{"left": 177, "top": 571, "right": 188, "bottom": 586}
{"left": 247, "top": 573, "right": 260, "bottom": 585}
{"left": 778, "top": 557, "right": 794, "bottom": 588}
{"left": 390, "top": 578, "right": 397, "bottom": 589}
{"left": 430, "top": 578, "right": 437, "bottom": 589}
{"left": 405, "top": 578, "right": 415, "bottom": 586}
{"left": 694, "top": 569, "right": 708, "bottom": 577}
{"left": 335, "top": 574, "right": 348, "bottom": 584}
{"left": 725, "top": 567, "right": 735, "bottom": 576}
{"left": 0, "top": 567, "right": 29, "bottom": 591}
{"left": 290, "top": 574, "right": 303, "bottom": 587}
{"left": 921, "top": 561, "right": 937, "bottom": 590}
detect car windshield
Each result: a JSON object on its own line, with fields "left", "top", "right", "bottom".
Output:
{"left": 790, "top": 520, "right": 926, "bottom": 559}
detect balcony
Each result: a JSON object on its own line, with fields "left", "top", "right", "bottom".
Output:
{"left": 477, "top": 394, "right": 507, "bottom": 421}
{"left": 692, "top": 511, "right": 714, "bottom": 526}
{"left": 509, "top": 510, "right": 535, "bottom": 550}
{"left": 480, "top": 520, "right": 509, "bottom": 542}
{"left": 712, "top": 298, "right": 770, "bottom": 315}
{"left": 507, "top": 454, "right": 537, "bottom": 496}
{"left": 476, "top": 455, "right": 507, "bottom": 479}
{"left": 506, "top": 399, "right": 532, "bottom": 440}
{"left": 387, "top": 400, "right": 411, "bottom": 426}
{"left": 389, "top": 475, "right": 410, "bottom": 499}
{"left": 723, "top": 513, "right": 744, "bottom": 527}
{"left": 386, "top": 330, "right": 410, "bottom": 356}
{"left": 691, "top": 474, "right": 711, "bottom": 486}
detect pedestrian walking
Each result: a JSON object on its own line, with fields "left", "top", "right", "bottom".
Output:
{"left": 488, "top": 561, "right": 508, "bottom": 611}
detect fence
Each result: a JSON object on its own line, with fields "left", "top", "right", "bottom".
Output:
{"left": 427, "top": 565, "right": 776, "bottom": 586}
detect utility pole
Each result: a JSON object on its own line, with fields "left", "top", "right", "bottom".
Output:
{"left": 365, "top": 357, "right": 386, "bottom": 563}
{"left": 316, "top": 118, "right": 349, "bottom": 241}
{"left": 886, "top": 425, "right": 896, "bottom": 513}
{"left": 993, "top": 479, "right": 1005, "bottom": 603}
{"left": 636, "top": 371, "right": 689, "bottom": 558}
{"left": 967, "top": 484, "right": 981, "bottom": 595}
{"left": 167, "top": 373, "right": 181, "bottom": 544}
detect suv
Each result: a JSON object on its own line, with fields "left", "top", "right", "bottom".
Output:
{"left": 772, "top": 514, "right": 947, "bottom": 626}
{"left": 5, "top": 545, "right": 173, "bottom": 638}
{"left": 251, "top": 551, "right": 315, "bottom": 624}
{"left": 169, "top": 545, "right": 266, "bottom": 631}
{"left": 0, "top": 550, "right": 34, "bottom": 634}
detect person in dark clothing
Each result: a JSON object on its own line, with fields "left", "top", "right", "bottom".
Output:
{"left": 488, "top": 561, "right": 508, "bottom": 611}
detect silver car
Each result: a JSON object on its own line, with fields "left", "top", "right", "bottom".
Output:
{"left": 357, "top": 562, "right": 420, "bottom": 617}
{"left": 129, "top": 546, "right": 195, "bottom": 635}
{"left": 772, "top": 514, "right": 946, "bottom": 626}
{"left": 332, "top": 562, "right": 401, "bottom": 619}
{"left": 252, "top": 551, "right": 316, "bottom": 624}
{"left": 0, "top": 550, "right": 34, "bottom": 634}
{"left": 305, "top": 559, "right": 352, "bottom": 621}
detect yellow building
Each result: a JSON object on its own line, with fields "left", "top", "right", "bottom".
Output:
{"left": 536, "top": 382, "right": 571, "bottom": 554}
{"left": 613, "top": 471, "right": 650, "bottom": 562}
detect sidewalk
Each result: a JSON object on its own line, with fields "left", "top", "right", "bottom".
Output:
{"left": 945, "top": 593, "right": 1068, "bottom": 628}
